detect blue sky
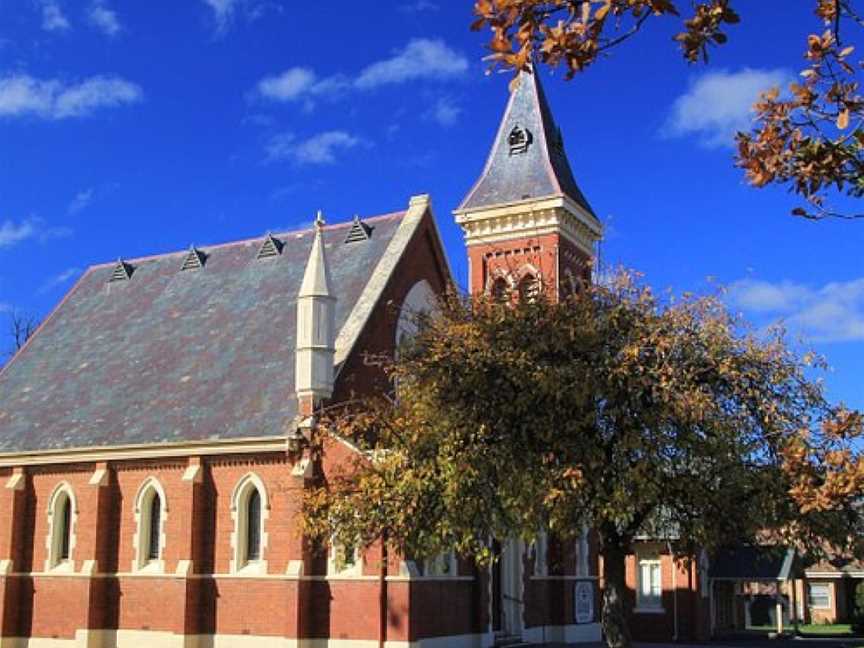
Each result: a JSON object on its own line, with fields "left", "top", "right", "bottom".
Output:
{"left": 1, "top": 1, "right": 861, "bottom": 410}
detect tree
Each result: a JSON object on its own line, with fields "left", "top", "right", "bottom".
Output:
{"left": 471, "top": 1, "right": 864, "bottom": 220}
{"left": 302, "top": 271, "right": 863, "bottom": 648}
{"left": 6, "top": 310, "right": 39, "bottom": 359}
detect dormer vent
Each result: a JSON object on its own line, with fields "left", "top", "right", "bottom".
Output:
{"left": 180, "top": 246, "right": 206, "bottom": 271}
{"left": 257, "top": 233, "right": 283, "bottom": 259}
{"left": 109, "top": 259, "right": 134, "bottom": 282}
{"left": 344, "top": 216, "right": 373, "bottom": 244}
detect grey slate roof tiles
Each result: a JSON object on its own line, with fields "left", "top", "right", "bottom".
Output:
{"left": 0, "top": 211, "right": 406, "bottom": 453}
{"left": 458, "top": 69, "right": 597, "bottom": 219}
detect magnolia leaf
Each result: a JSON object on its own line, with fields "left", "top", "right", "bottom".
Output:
{"left": 838, "top": 109, "right": 850, "bottom": 130}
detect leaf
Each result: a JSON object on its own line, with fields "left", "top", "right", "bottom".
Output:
{"left": 837, "top": 109, "right": 850, "bottom": 130}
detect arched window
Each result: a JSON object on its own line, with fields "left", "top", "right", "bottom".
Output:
{"left": 230, "top": 473, "right": 269, "bottom": 574}
{"left": 518, "top": 274, "right": 540, "bottom": 303}
{"left": 134, "top": 477, "right": 167, "bottom": 571}
{"left": 147, "top": 492, "right": 162, "bottom": 561}
{"left": 58, "top": 494, "right": 72, "bottom": 561}
{"left": 246, "top": 488, "right": 261, "bottom": 562}
{"left": 491, "top": 277, "right": 510, "bottom": 303}
{"left": 46, "top": 483, "right": 76, "bottom": 571}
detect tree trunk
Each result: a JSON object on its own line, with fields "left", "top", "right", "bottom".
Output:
{"left": 601, "top": 541, "right": 632, "bottom": 648}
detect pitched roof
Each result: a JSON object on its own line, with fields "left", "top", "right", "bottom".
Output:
{"left": 0, "top": 210, "right": 411, "bottom": 453}
{"left": 458, "top": 69, "right": 596, "bottom": 219}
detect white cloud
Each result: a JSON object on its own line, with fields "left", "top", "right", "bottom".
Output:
{"left": 41, "top": 2, "right": 71, "bottom": 32}
{"left": 0, "top": 220, "right": 36, "bottom": 249}
{"left": 266, "top": 130, "right": 362, "bottom": 165}
{"left": 255, "top": 38, "right": 468, "bottom": 106}
{"left": 202, "top": 0, "right": 238, "bottom": 31}
{"left": 0, "top": 217, "right": 72, "bottom": 249}
{"left": 665, "top": 68, "right": 792, "bottom": 148}
{"left": 256, "top": 68, "right": 348, "bottom": 105}
{"left": 727, "top": 277, "right": 864, "bottom": 343}
{"left": 0, "top": 74, "right": 142, "bottom": 120}
{"left": 398, "top": 1, "right": 440, "bottom": 12}
{"left": 355, "top": 39, "right": 468, "bottom": 89}
{"left": 67, "top": 188, "right": 95, "bottom": 215}
{"left": 39, "top": 267, "right": 81, "bottom": 294}
{"left": 426, "top": 96, "right": 461, "bottom": 127}
{"left": 87, "top": 1, "right": 122, "bottom": 36}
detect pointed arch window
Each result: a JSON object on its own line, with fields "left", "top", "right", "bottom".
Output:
{"left": 58, "top": 494, "right": 72, "bottom": 561}
{"left": 230, "top": 473, "right": 269, "bottom": 574}
{"left": 46, "top": 483, "right": 76, "bottom": 571}
{"left": 491, "top": 277, "right": 510, "bottom": 303}
{"left": 133, "top": 478, "right": 167, "bottom": 572}
{"left": 246, "top": 488, "right": 261, "bottom": 561}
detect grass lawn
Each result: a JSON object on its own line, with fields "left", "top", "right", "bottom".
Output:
{"left": 798, "top": 623, "right": 856, "bottom": 636}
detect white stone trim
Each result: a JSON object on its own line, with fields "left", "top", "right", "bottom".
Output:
{"left": 132, "top": 477, "right": 168, "bottom": 573}
{"left": 327, "top": 541, "right": 363, "bottom": 578}
{"left": 334, "top": 194, "right": 430, "bottom": 370}
{"left": 44, "top": 481, "right": 77, "bottom": 572}
{"left": 0, "top": 435, "right": 286, "bottom": 468}
{"left": 422, "top": 550, "right": 457, "bottom": 578}
{"left": 229, "top": 473, "right": 270, "bottom": 575}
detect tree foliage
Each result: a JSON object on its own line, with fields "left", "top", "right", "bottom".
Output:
{"left": 302, "top": 271, "right": 863, "bottom": 647}
{"left": 471, "top": 1, "right": 864, "bottom": 220}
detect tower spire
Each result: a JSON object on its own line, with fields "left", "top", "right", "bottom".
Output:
{"left": 295, "top": 215, "right": 336, "bottom": 415}
{"left": 454, "top": 68, "right": 603, "bottom": 297}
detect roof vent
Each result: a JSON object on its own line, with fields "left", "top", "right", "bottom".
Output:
{"left": 180, "top": 246, "right": 206, "bottom": 271}
{"left": 257, "top": 233, "right": 283, "bottom": 259}
{"left": 344, "top": 216, "right": 373, "bottom": 244}
{"left": 109, "top": 259, "right": 134, "bottom": 282}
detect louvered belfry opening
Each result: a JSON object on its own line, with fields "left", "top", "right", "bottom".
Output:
{"left": 344, "top": 215, "right": 372, "bottom": 244}
{"left": 256, "top": 233, "right": 283, "bottom": 260}
{"left": 109, "top": 260, "right": 134, "bottom": 282}
{"left": 180, "top": 246, "right": 206, "bottom": 271}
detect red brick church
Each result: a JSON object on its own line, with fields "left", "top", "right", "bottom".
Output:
{"left": 0, "top": 70, "right": 724, "bottom": 647}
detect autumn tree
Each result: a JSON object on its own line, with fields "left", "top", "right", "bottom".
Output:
{"left": 471, "top": 1, "right": 864, "bottom": 220}
{"left": 302, "top": 271, "right": 863, "bottom": 648}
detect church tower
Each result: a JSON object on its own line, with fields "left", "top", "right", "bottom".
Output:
{"left": 454, "top": 69, "right": 602, "bottom": 300}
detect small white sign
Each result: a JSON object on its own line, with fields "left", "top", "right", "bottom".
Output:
{"left": 575, "top": 581, "right": 594, "bottom": 624}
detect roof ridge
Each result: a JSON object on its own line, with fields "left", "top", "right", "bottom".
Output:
{"left": 89, "top": 210, "right": 408, "bottom": 270}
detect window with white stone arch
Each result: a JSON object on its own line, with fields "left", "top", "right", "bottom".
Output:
{"left": 133, "top": 477, "right": 167, "bottom": 572}
{"left": 45, "top": 482, "right": 77, "bottom": 572}
{"left": 424, "top": 550, "right": 457, "bottom": 577}
{"left": 328, "top": 540, "right": 363, "bottom": 577}
{"left": 230, "top": 473, "right": 269, "bottom": 574}
{"left": 395, "top": 279, "right": 436, "bottom": 349}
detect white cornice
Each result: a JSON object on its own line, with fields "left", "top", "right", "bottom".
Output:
{"left": 455, "top": 198, "right": 600, "bottom": 257}
{"left": 0, "top": 436, "right": 288, "bottom": 468}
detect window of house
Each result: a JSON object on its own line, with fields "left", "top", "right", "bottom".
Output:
{"left": 637, "top": 557, "right": 663, "bottom": 610}
{"left": 809, "top": 583, "right": 831, "bottom": 609}
{"left": 230, "top": 473, "right": 269, "bottom": 574}
{"left": 47, "top": 484, "right": 76, "bottom": 571}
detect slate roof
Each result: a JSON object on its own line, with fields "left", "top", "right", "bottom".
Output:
{"left": 458, "top": 68, "right": 597, "bottom": 219}
{"left": 0, "top": 211, "right": 407, "bottom": 453}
